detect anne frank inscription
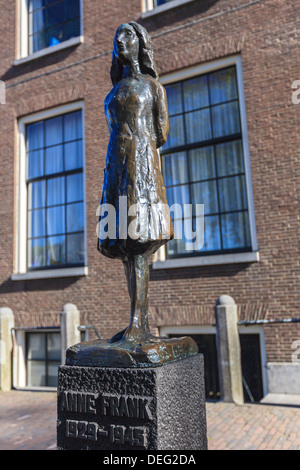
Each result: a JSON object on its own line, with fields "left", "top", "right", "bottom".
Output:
{"left": 58, "top": 391, "right": 154, "bottom": 449}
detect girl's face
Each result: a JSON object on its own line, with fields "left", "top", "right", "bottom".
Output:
{"left": 114, "top": 24, "right": 139, "bottom": 64}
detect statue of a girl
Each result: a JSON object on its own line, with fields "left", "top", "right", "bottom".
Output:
{"left": 66, "top": 22, "right": 198, "bottom": 367}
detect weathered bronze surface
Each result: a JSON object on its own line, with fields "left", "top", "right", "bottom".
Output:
{"left": 66, "top": 22, "right": 198, "bottom": 367}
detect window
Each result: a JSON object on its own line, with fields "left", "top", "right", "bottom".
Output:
{"left": 26, "top": 331, "right": 60, "bottom": 387}
{"left": 14, "top": 102, "right": 87, "bottom": 280}
{"left": 17, "top": 0, "right": 83, "bottom": 61}
{"left": 26, "top": 110, "right": 84, "bottom": 270}
{"left": 142, "top": 0, "right": 195, "bottom": 16}
{"left": 158, "top": 58, "right": 257, "bottom": 263}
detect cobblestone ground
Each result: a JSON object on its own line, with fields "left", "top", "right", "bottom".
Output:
{"left": 0, "top": 390, "right": 300, "bottom": 450}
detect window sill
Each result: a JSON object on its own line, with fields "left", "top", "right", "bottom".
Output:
{"left": 11, "top": 266, "right": 88, "bottom": 281}
{"left": 141, "top": 0, "right": 195, "bottom": 18}
{"left": 14, "top": 36, "right": 84, "bottom": 66}
{"left": 152, "top": 251, "right": 260, "bottom": 270}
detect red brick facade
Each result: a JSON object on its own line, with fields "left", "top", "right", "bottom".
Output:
{"left": 0, "top": 0, "right": 299, "bottom": 377}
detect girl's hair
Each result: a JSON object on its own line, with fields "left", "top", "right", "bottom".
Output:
{"left": 110, "top": 22, "right": 158, "bottom": 86}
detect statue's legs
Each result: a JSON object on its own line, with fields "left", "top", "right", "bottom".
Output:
{"left": 122, "top": 254, "right": 150, "bottom": 341}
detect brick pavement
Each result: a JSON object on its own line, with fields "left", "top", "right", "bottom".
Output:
{"left": 0, "top": 390, "right": 300, "bottom": 450}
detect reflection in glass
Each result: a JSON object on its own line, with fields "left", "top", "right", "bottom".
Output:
{"left": 47, "top": 205, "right": 65, "bottom": 235}
{"left": 27, "top": 361, "right": 46, "bottom": 387}
{"left": 183, "top": 75, "right": 209, "bottom": 111}
{"left": 64, "top": 141, "right": 82, "bottom": 170}
{"left": 66, "top": 173, "right": 83, "bottom": 203}
{"left": 47, "top": 333, "right": 61, "bottom": 361}
{"left": 45, "top": 116, "right": 63, "bottom": 146}
{"left": 27, "top": 122, "right": 44, "bottom": 151}
{"left": 191, "top": 180, "right": 218, "bottom": 215}
{"left": 164, "top": 115, "right": 185, "bottom": 149}
{"left": 27, "top": 150, "right": 44, "bottom": 180}
{"left": 47, "top": 235, "right": 66, "bottom": 266}
{"left": 185, "top": 108, "right": 212, "bottom": 144}
{"left": 209, "top": 68, "right": 238, "bottom": 105}
{"left": 47, "top": 177, "right": 65, "bottom": 206}
{"left": 166, "top": 184, "right": 190, "bottom": 212}
{"left": 28, "top": 209, "right": 46, "bottom": 238}
{"left": 28, "top": 238, "right": 46, "bottom": 268}
{"left": 66, "top": 232, "right": 85, "bottom": 264}
{"left": 166, "top": 82, "right": 182, "bottom": 116}
{"left": 216, "top": 140, "right": 244, "bottom": 177}
{"left": 162, "top": 152, "right": 188, "bottom": 187}
{"left": 218, "top": 175, "right": 247, "bottom": 212}
{"left": 221, "top": 212, "right": 250, "bottom": 249}
{"left": 28, "top": 181, "right": 46, "bottom": 209}
{"left": 211, "top": 101, "right": 240, "bottom": 138}
{"left": 64, "top": 111, "right": 82, "bottom": 141}
{"left": 66, "top": 202, "right": 84, "bottom": 233}
{"left": 189, "top": 146, "right": 215, "bottom": 182}
{"left": 45, "top": 145, "right": 63, "bottom": 175}
{"left": 27, "top": 333, "right": 46, "bottom": 360}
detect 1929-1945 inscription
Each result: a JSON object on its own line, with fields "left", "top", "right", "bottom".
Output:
{"left": 59, "top": 391, "right": 153, "bottom": 448}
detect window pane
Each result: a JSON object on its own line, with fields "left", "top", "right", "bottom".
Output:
{"left": 48, "top": 362, "right": 60, "bottom": 387}
{"left": 64, "top": 18, "right": 80, "bottom": 41}
{"left": 66, "top": 232, "right": 85, "bottom": 264}
{"left": 28, "top": 181, "right": 46, "bottom": 210}
{"left": 45, "top": 2, "right": 64, "bottom": 29}
{"left": 47, "top": 333, "right": 61, "bottom": 361}
{"left": 191, "top": 180, "right": 218, "bottom": 215}
{"left": 202, "top": 215, "right": 221, "bottom": 251}
{"left": 164, "top": 115, "right": 185, "bottom": 149}
{"left": 185, "top": 108, "right": 212, "bottom": 144}
{"left": 183, "top": 75, "right": 209, "bottom": 112}
{"left": 166, "top": 83, "right": 183, "bottom": 116}
{"left": 27, "top": 150, "right": 44, "bottom": 180}
{"left": 30, "top": 32, "right": 47, "bottom": 54}
{"left": 47, "top": 235, "right": 66, "bottom": 266}
{"left": 66, "top": 173, "right": 83, "bottom": 203}
{"left": 47, "top": 176, "right": 65, "bottom": 206}
{"left": 66, "top": 202, "right": 84, "bottom": 232}
{"left": 65, "top": 0, "right": 80, "bottom": 21}
{"left": 209, "top": 68, "right": 238, "bottom": 105}
{"left": 27, "top": 361, "right": 46, "bottom": 387}
{"left": 27, "top": 122, "right": 44, "bottom": 151}
{"left": 45, "top": 145, "right": 63, "bottom": 175}
{"left": 29, "top": 10, "right": 45, "bottom": 35}
{"left": 64, "top": 111, "right": 82, "bottom": 141}
{"left": 47, "top": 205, "right": 65, "bottom": 235}
{"left": 189, "top": 146, "right": 215, "bottom": 182}
{"left": 218, "top": 175, "right": 247, "bottom": 212}
{"left": 162, "top": 152, "right": 188, "bottom": 187}
{"left": 211, "top": 101, "right": 240, "bottom": 138}
{"left": 45, "top": 24, "right": 64, "bottom": 47}
{"left": 45, "top": 116, "right": 63, "bottom": 146}
{"left": 28, "top": 209, "right": 46, "bottom": 238}
{"left": 221, "top": 211, "right": 251, "bottom": 249}
{"left": 27, "top": 333, "right": 46, "bottom": 360}
{"left": 166, "top": 184, "right": 190, "bottom": 213}
{"left": 28, "top": 238, "right": 46, "bottom": 268}
{"left": 28, "top": 0, "right": 46, "bottom": 12}
{"left": 216, "top": 140, "right": 244, "bottom": 177}
{"left": 64, "top": 141, "right": 82, "bottom": 171}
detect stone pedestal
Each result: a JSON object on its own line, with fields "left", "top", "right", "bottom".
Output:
{"left": 57, "top": 354, "right": 207, "bottom": 450}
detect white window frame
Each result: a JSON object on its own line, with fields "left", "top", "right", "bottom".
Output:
{"left": 141, "top": 0, "right": 195, "bottom": 17}
{"left": 153, "top": 55, "right": 259, "bottom": 269}
{"left": 159, "top": 324, "right": 268, "bottom": 397}
{"left": 12, "top": 101, "right": 88, "bottom": 281}
{"left": 16, "top": 0, "right": 84, "bottom": 65}
{"left": 13, "top": 327, "right": 60, "bottom": 391}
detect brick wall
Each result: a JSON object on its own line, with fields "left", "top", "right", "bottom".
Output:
{"left": 0, "top": 0, "right": 299, "bottom": 362}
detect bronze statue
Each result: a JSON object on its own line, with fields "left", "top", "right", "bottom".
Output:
{"left": 66, "top": 22, "right": 198, "bottom": 367}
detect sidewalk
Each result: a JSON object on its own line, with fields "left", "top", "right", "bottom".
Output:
{"left": 0, "top": 390, "right": 300, "bottom": 450}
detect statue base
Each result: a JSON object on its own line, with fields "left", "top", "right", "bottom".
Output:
{"left": 65, "top": 334, "right": 199, "bottom": 368}
{"left": 57, "top": 354, "right": 207, "bottom": 450}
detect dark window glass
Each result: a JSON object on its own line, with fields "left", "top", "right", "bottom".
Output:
{"left": 26, "top": 110, "right": 84, "bottom": 270}
{"left": 161, "top": 66, "right": 251, "bottom": 258}
{"left": 28, "top": 0, "right": 81, "bottom": 54}
{"left": 26, "top": 332, "right": 60, "bottom": 387}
